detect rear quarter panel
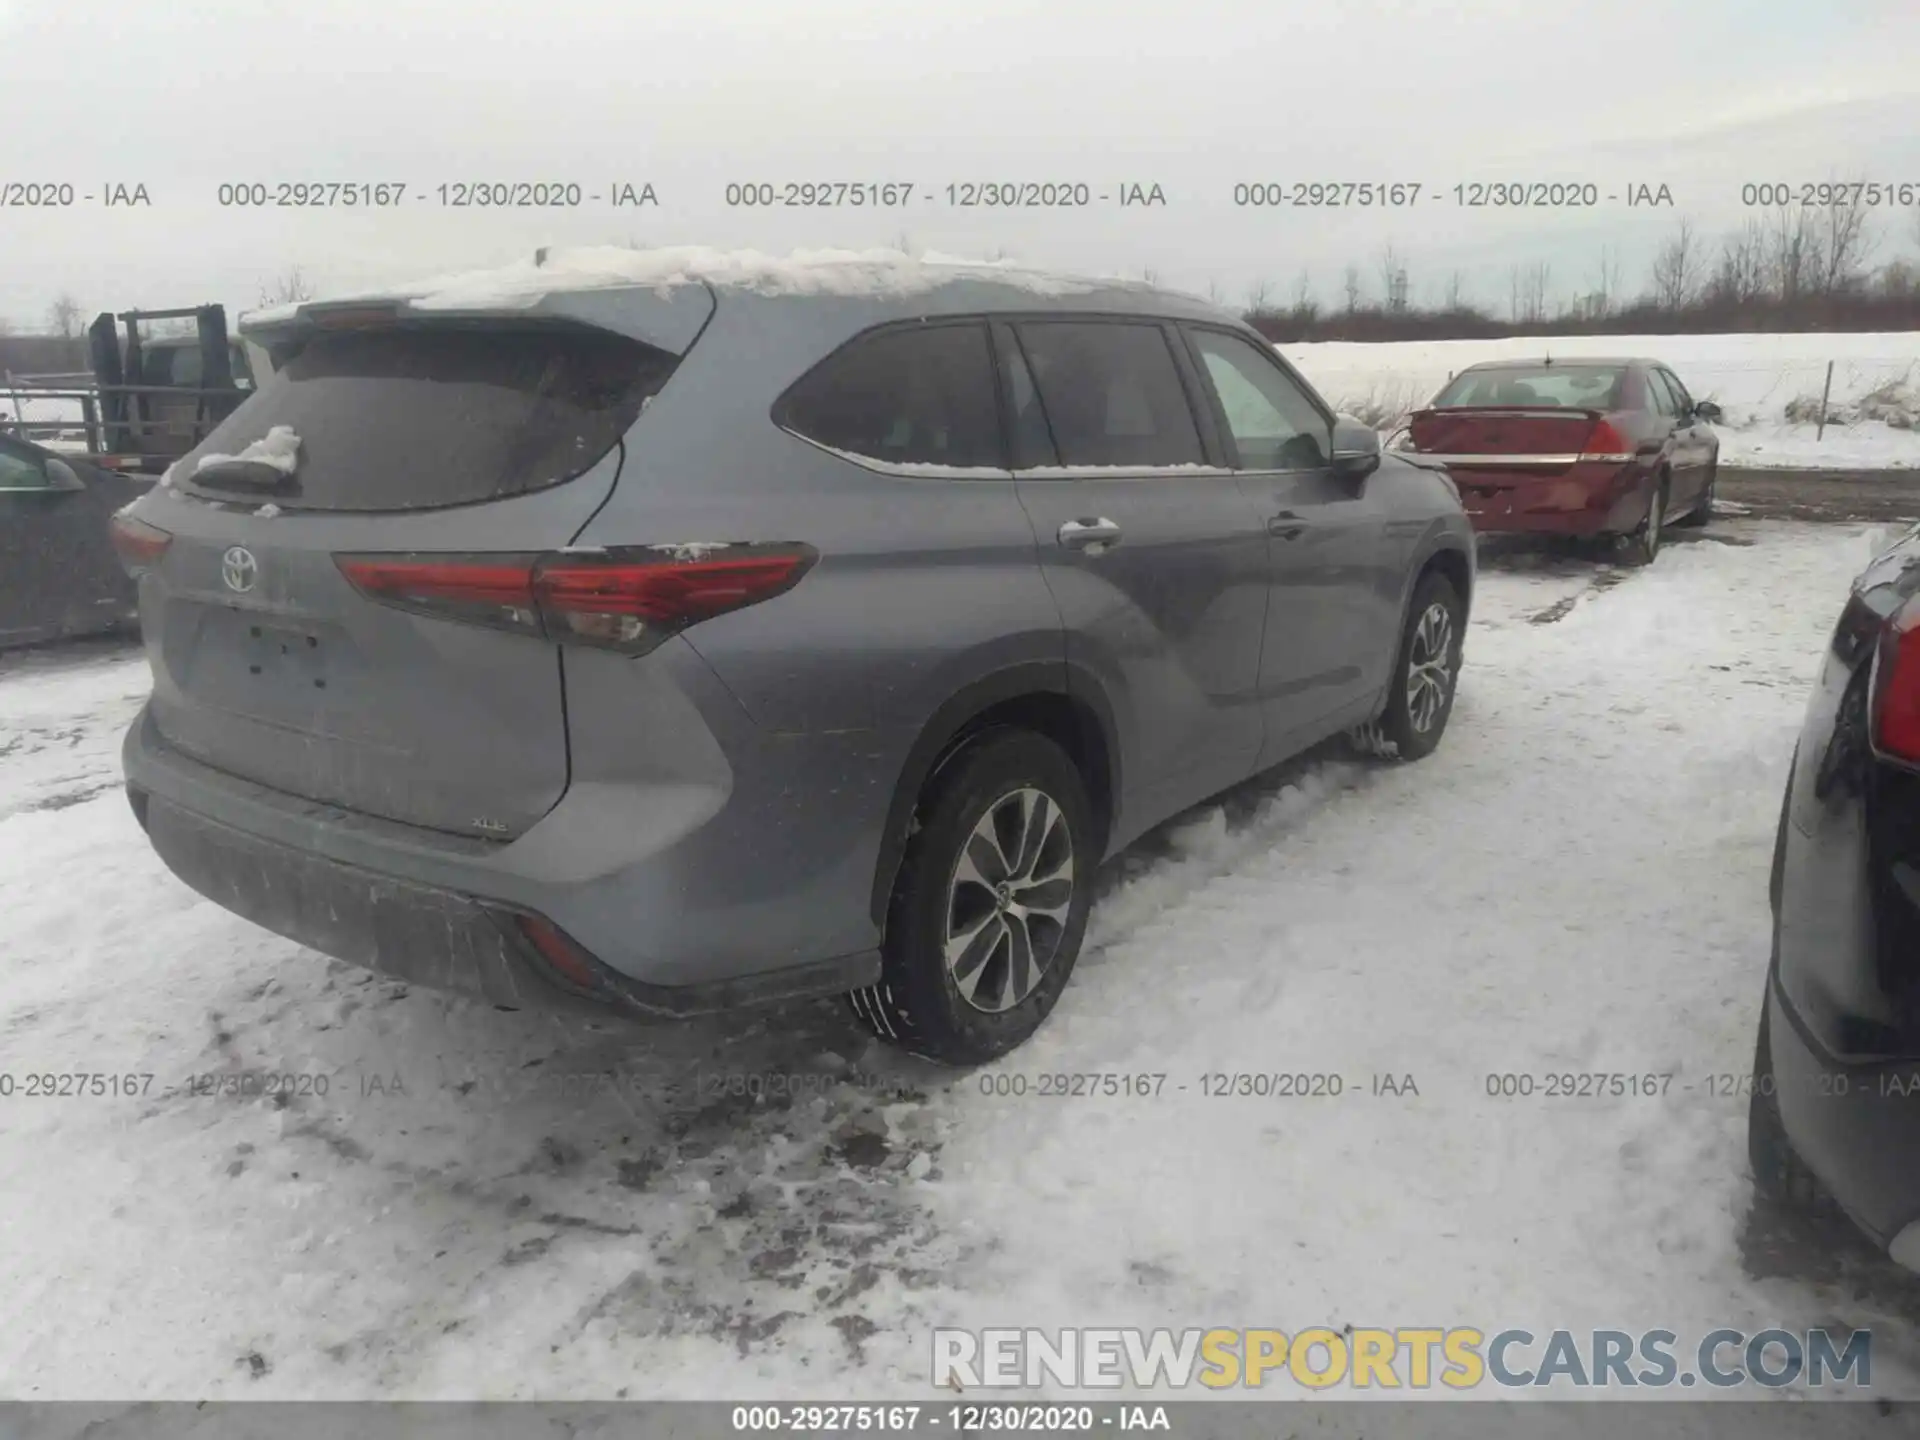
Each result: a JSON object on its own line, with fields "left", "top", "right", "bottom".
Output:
{"left": 561, "top": 295, "right": 1067, "bottom": 974}
{"left": 1778, "top": 531, "right": 1920, "bottom": 1058}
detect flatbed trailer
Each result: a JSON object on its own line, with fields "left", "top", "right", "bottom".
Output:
{"left": 0, "top": 305, "right": 253, "bottom": 474}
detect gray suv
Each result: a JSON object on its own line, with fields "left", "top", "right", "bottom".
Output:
{"left": 114, "top": 252, "right": 1473, "bottom": 1064}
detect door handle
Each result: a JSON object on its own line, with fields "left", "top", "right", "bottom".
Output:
{"left": 1267, "top": 512, "right": 1309, "bottom": 540}
{"left": 1058, "top": 517, "right": 1122, "bottom": 552}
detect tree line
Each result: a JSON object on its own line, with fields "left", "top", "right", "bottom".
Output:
{"left": 1247, "top": 203, "right": 1920, "bottom": 342}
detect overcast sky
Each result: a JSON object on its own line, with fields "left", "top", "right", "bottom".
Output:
{"left": 3, "top": 0, "right": 1918, "bottom": 329}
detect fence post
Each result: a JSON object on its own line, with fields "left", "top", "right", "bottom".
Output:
{"left": 1817, "top": 359, "right": 1835, "bottom": 441}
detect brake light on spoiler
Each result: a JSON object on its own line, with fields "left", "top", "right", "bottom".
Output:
{"left": 334, "top": 543, "right": 816, "bottom": 655}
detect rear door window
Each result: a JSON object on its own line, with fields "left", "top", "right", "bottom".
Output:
{"left": 777, "top": 322, "right": 1004, "bottom": 469}
{"left": 1186, "top": 327, "right": 1330, "bottom": 470}
{"left": 1657, "top": 369, "right": 1694, "bottom": 415}
{"left": 179, "top": 323, "right": 677, "bottom": 512}
{"left": 1012, "top": 321, "right": 1205, "bottom": 468}
{"left": 995, "top": 328, "right": 1059, "bottom": 469}
{"left": 1645, "top": 368, "right": 1681, "bottom": 418}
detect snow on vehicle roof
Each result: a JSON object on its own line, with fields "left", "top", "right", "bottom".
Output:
{"left": 242, "top": 246, "right": 1174, "bottom": 328}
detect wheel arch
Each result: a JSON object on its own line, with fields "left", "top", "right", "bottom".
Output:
{"left": 868, "top": 663, "right": 1120, "bottom": 928}
{"left": 1393, "top": 532, "right": 1474, "bottom": 642}
{"left": 1420, "top": 543, "right": 1473, "bottom": 618}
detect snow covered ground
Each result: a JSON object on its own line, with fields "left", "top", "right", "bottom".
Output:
{"left": 1283, "top": 332, "right": 1920, "bottom": 470}
{"left": 6, "top": 519, "right": 1920, "bottom": 1406}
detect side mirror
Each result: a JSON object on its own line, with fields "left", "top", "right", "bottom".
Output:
{"left": 1694, "top": 400, "right": 1723, "bottom": 424}
{"left": 1329, "top": 416, "right": 1381, "bottom": 480}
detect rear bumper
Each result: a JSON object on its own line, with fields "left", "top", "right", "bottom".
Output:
{"left": 1451, "top": 462, "right": 1649, "bottom": 537}
{"left": 138, "top": 789, "right": 597, "bottom": 1012}
{"left": 1768, "top": 972, "right": 1920, "bottom": 1261}
{"left": 123, "top": 703, "right": 886, "bottom": 1016}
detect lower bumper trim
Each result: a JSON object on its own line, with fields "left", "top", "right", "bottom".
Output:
{"left": 139, "top": 789, "right": 881, "bottom": 1021}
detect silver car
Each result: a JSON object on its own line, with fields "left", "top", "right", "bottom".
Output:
{"left": 114, "top": 250, "right": 1474, "bottom": 1064}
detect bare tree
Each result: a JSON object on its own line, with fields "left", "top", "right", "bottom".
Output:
{"left": 1342, "top": 264, "right": 1362, "bottom": 313}
{"left": 1443, "top": 270, "right": 1467, "bottom": 311}
{"left": 1763, "top": 205, "right": 1820, "bottom": 302}
{"left": 0, "top": 315, "right": 13, "bottom": 336}
{"left": 1140, "top": 266, "right": 1161, "bottom": 287}
{"left": 1205, "top": 278, "right": 1225, "bottom": 305}
{"left": 1508, "top": 260, "right": 1551, "bottom": 323}
{"left": 1245, "top": 277, "right": 1273, "bottom": 313}
{"left": 1288, "top": 270, "right": 1319, "bottom": 324}
{"left": 1814, "top": 179, "right": 1875, "bottom": 296}
{"left": 1708, "top": 220, "right": 1767, "bottom": 304}
{"left": 1649, "top": 218, "right": 1704, "bottom": 311}
{"left": 1378, "top": 244, "right": 1408, "bottom": 313}
{"left": 1589, "top": 244, "right": 1622, "bottom": 319}
{"left": 46, "top": 293, "right": 85, "bottom": 338}
{"left": 1879, "top": 258, "right": 1919, "bottom": 298}
{"left": 258, "top": 265, "right": 315, "bottom": 307}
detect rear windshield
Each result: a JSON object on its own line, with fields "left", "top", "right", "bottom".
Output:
{"left": 1431, "top": 365, "right": 1624, "bottom": 410}
{"left": 179, "top": 324, "right": 676, "bottom": 512}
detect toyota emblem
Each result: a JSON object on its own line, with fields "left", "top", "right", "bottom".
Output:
{"left": 221, "top": 546, "right": 259, "bottom": 594}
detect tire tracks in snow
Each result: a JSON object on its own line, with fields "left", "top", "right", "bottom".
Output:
{"left": 1527, "top": 566, "right": 1634, "bottom": 625}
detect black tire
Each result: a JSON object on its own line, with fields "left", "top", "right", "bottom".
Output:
{"left": 849, "top": 728, "right": 1096, "bottom": 1065}
{"left": 1359, "top": 568, "right": 1465, "bottom": 762}
{"left": 1748, "top": 990, "right": 1827, "bottom": 1210}
{"left": 1622, "top": 477, "right": 1668, "bottom": 565}
{"left": 1674, "top": 459, "right": 1716, "bottom": 529}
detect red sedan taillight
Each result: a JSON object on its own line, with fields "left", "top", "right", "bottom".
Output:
{"left": 335, "top": 543, "right": 817, "bottom": 655}
{"left": 1578, "top": 419, "right": 1635, "bottom": 464}
{"left": 1874, "top": 601, "right": 1920, "bottom": 763}
{"left": 109, "top": 513, "right": 173, "bottom": 573}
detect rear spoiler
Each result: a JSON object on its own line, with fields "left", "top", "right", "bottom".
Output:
{"left": 1408, "top": 406, "right": 1606, "bottom": 422}
{"left": 239, "top": 283, "right": 717, "bottom": 360}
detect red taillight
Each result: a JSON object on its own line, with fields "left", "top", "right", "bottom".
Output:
{"left": 534, "top": 548, "right": 814, "bottom": 649}
{"left": 109, "top": 513, "right": 172, "bottom": 571}
{"left": 334, "top": 543, "right": 816, "bottom": 653}
{"left": 1579, "top": 419, "right": 1634, "bottom": 463}
{"left": 334, "top": 553, "right": 543, "bottom": 637}
{"left": 1874, "top": 605, "right": 1920, "bottom": 762}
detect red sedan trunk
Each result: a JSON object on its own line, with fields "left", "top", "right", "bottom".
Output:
{"left": 1406, "top": 405, "right": 1644, "bottom": 536}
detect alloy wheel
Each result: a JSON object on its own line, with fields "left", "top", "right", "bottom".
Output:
{"left": 1406, "top": 602, "right": 1456, "bottom": 734}
{"left": 944, "top": 787, "right": 1076, "bottom": 1013}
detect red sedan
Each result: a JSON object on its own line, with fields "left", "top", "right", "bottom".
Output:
{"left": 1396, "top": 357, "right": 1721, "bottom": 564}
